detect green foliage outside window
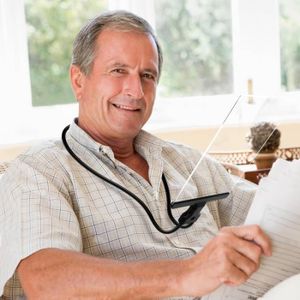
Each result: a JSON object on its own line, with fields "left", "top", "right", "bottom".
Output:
{"left": 25, "top": 0, "right": 107, "bottom": 106}
{"left": 155, "top": 0, "right": 233, "bottom": 97}
{"left": 280, "top": 0, "right": 300, "bottom": 91}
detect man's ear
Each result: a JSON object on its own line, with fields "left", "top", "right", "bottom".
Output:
{"left": 70, "top": 65, "right": 85, "bottom": 101}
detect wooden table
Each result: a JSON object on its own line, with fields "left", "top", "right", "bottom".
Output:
{"left": 238, "top": 164, "right": 270, "bottom": 184}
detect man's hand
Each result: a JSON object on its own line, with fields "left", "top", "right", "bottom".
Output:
{"left": 180, "top": 224, "right": 272, "bottom": 297}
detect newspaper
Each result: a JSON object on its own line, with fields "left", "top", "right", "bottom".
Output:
{"left": 203, "top": 159, "right": 300, "bottom": 300}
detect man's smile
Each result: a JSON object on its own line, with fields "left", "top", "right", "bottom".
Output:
{"left": 112, "top": 103, "right": 141, "bottom": 111}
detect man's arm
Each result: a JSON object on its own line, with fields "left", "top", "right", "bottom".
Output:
{"left": 17, "top": 224, "right": 271, "bottom": 299}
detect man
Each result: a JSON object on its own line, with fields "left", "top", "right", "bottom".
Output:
{"left": 0, "top": 11, "right": 271, "bottom": 299}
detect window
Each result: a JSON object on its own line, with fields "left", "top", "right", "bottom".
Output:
{"left": 25, "top": 0, "right": 108, "bottom": 106}
{"left": 279, "top": 0, "right": 300, "bottom": 91}
{"left": 154, "top": 0, "right": 233, "bottom": 97}
{"left": 1, "top": 0, "right": 300, "bottom": 145}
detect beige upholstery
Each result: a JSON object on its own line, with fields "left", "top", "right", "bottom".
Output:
{"left": 0, "top": 161, "right": 9, "bottom": 175}
{"left": 0, "top": 143, "right": 29, "bottom": 162}
{"left": 0, "top": 143, "right": 29, "bottom": 175}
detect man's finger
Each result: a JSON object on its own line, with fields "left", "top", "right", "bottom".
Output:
{"left": 225, "top": 234, "right": 262, "bottom": 264}
{"left": 221, "top": 225, "right": 272, "bottom": 256}
{"left": 228, "top": 248, "right": 259, "bottom": 277}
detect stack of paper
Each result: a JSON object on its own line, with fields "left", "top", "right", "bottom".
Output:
{"left": 204, "top": 159, "right": 300, "bottom": 300}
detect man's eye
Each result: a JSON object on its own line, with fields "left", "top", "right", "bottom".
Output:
{"left": 143, "top": 73, "right": 155, "bottom": 81}
{"left": 112, "top": 68, "right": 125, "bottom": 74}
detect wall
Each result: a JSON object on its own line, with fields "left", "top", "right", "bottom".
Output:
{"left": 154, "top": 121, "right": 300, "bottom": 152}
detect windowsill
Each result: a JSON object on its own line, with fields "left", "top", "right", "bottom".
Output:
{"left": 1, "top": 91, "right": 300, "bottom": 146}
{"left": 146, "top": 91, "right": 300, "bottom": 132}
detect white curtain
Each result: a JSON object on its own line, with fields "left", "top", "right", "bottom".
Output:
{"left": 231, "top": 0, "right": 281, "bottom": 96}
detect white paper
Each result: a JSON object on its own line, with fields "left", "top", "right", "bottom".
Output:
{"left": 203, "top": 159, "right": 300, "bottom": 300}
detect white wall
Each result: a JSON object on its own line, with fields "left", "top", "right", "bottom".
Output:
{"left": 154, "top": 122, "right": 300, "bottom": 152}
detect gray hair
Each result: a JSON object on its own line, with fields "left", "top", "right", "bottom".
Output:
{"left": 72, "top": 10, "right": 163, "bottom": 78}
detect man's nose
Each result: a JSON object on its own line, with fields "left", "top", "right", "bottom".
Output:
{"left": 123, "top": 74, "right": 145, "bottom": 99}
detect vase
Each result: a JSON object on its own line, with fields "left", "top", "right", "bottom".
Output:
{"left": 254, "top": 152, "right": 277, "bottom": 169}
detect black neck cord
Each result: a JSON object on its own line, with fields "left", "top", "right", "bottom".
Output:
{"left": 62, "top": 125, "right": 196, "bottom": 234}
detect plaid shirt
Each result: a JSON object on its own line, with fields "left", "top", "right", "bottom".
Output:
{"left": 0, "top": 121, "right": 256, "bottom": 299}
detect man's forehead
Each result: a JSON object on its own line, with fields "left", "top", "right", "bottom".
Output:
{"left": 94, "top": 29, "right": 159, "bottom": 68}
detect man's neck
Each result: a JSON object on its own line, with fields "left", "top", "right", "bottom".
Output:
{"left": 78, "top": 121, "right": 149, "bottom": 182}
{"left": 111, "top": 144, "right": 150, "bottom": 183}
{"left": 78, "top": 119, "right": 135, "bottom": 156}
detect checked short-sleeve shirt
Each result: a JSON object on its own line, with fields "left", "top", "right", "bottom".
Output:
{"left": 0, "top": 121, "right": 256, "bottom": 299}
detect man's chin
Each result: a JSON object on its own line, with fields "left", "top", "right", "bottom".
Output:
{"left": 113, "top": 126, "right": 142, "bottom": 140}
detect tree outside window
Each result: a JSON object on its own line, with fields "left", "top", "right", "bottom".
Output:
{"left": 25, "top": 0, "right": 107, "bottom": 106}
{"left": 279, "top": 0, "right": 300, "bottom": 91}
{"left": 154, "top": 0, "right": 233, "bottom": 97}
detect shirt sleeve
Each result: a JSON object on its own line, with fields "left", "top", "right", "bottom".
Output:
{"left": 0, "top": 152, "right": 82, "bottom": 295}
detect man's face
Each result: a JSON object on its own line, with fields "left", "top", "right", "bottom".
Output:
{"left": 71, "top": 29, "right": 159, "bottom": 142}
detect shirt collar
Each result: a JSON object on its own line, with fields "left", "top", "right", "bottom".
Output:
{"left": 68, "top": 119, "right": 113, "bottom": 159}
{"left": 67, "top": 119, "right": 168, "bottom": 160}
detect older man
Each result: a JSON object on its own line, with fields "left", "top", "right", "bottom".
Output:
{"left": 0, "top": 11, "right": 271, "bottom": 299}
